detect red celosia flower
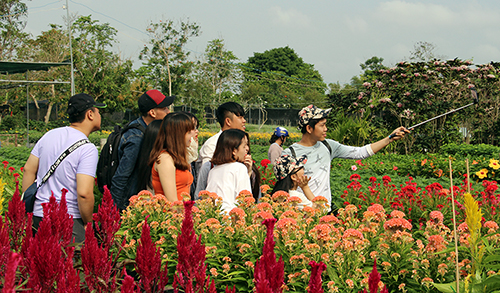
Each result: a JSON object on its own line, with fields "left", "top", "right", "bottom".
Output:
{"left": 350, "top": 174, "right": 361, "bottom": 181}
{"left": 8, "top": 166, "right": 15, "bottom": 173}
{"left": 6, "top": 182, "right": 29, "bottom": 251}
{"left": 92, "top": 186, "right": 121, "bottom": 249}
{"left": 121, "top": 272, "right": 139, "bottom": 293}
{"left": 0, "top": 216, "right": 11, "bottom": 277}
{"left": 2, "top": 252, "right": 21, "bottom": 293}
{"left": 254, "top": 218, "right": 285, "bottom": 293}
{"left": 81, "top": 223, "right": 116, "bottom": 292}
{"left": 26, "top": 194, "right": 76, "bottom": 291}
{"left": 307, "top": 261, "right": 326, "bottom": 293}
{"left": 260, "top": 159, "right": 271, "bottom": 168}
{"left": 174, "top": 200, "right": 215, "bottom": 292}
{"left": 135, "top": 219, "right": 169, "bottom": 293}
{"left": 368, "top": 260, "right": 381, "bottom": 293}
{"left": 2, "top": 160, "right": 9, "bottom": 169}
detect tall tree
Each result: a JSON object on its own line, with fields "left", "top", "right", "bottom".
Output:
{"left": 195, "top": 39, "right": 240, "bottom": 107}
{"left": 0, "top": 0, "right": 31, "bottom": 60}
{"left": 17, "top": 24, "right": 71, "bottom": 123}
{"left": 138, "top": 18, "right": 200, "bottom": 97}
{"left": 242, "top": 46, "right": 327, "bottom": 108}
{"left": 407, "top": 41, "right": 443, "bottom": 62}
{"left": 72, "top": 16, "right": 135, "bottom": 112}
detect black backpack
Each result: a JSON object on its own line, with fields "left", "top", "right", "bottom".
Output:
{"left": 96, "top": 122, "right": 145, "bottom": 193}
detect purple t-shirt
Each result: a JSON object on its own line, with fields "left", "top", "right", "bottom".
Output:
{"left": 31, "top": 127, "right": 98, "bottom": 218}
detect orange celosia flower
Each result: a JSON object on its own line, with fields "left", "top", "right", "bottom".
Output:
{"left": 390, "top": 210, "right": 406, "bottom": 219}
{"left": 256, "top": 202, "right": 272, "bottom": 211}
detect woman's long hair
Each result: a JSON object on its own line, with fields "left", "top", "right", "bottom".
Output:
{"left": 136, "top": 120, "right": 162, "bottom": 192}
{"left": 211, "top": 129, "right": 247, "bottom": 165}
{"left": 149, "top": 112, "right": 194, "bottom": 171}
{"left": 246, "top": 132, "right": 261, "bottom": 201}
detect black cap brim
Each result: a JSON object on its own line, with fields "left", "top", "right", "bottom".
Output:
{"left": 156, "top": 95, "right": 175, "bottom": 108}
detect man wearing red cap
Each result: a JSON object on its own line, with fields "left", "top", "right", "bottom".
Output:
{"left": 110, "top": 89, "right": 174, "bottom": 210}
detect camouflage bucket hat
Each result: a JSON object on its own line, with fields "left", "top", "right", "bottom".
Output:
{"left": 273, "top": 154, "right": 308, "bottom": 180}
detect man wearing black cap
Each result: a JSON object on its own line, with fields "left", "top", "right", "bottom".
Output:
{"left": 22, "top": 93, "right": 106, "bottom": 242}
{"left": 110, "top": 89, "right": 174, "bottom": 210}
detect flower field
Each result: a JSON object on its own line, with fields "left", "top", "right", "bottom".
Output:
{"left": 2, "top": 154, "right": 500, "bottom": 292}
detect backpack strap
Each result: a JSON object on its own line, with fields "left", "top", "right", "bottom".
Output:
{"left": 122, "top": 121, "right": 146, "bottom": 134}
{"left": 321, "top": 140, "right": 333, "bottom": 157}
{"left": 289, "top": 146, "right": 297, "bottom": 158}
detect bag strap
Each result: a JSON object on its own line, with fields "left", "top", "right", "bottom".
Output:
{"left": 321, "top": 140, "right": 333, "bottom": 157}
{"left": 38, "top": 138, "right": 91, "bottom": 188}
{"left": 288, "top": 140, "right": 332, "bottom": 159}
{"left": 289, "top": 146, "right": 297, "bottom": 158}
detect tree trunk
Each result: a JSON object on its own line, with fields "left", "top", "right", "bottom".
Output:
{"left": 44, "top": 85, "right": 55, "bottom": 124}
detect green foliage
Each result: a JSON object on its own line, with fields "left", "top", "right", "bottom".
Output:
{"left": 0, "top": 146, "right": 31, "bottom": 169}
{"left": 327, "top": 109, "right": 385, "bottom": 147}
{"left": 72, "top": 15, "right": 135, "bottom": 113}
{"left": 441, "top": 143, "right": 500, "bottom": 158}
{"left": 241, "top": 46, "right": 328, "bottom": 108}
{"left": 138, "top": 18, "right": 200, "bottom": 97}
{"left": 0, "top": 114, "right": 24, "bottom": 131}
{"left": 0, "top": 0, "right": 30, "bottom": 60}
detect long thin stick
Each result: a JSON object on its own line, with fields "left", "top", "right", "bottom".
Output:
{"left": 449, "top": 158, "right": 460, "bottom": 293}
{"left": 466, "top": 158, "right": 471, "bottom": 194}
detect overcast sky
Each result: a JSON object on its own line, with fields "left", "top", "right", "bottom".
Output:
{"left": 24, "top": 0, "right": 500, "bottom": 86}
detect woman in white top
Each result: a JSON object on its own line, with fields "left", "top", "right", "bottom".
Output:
{"left": 206, "top": 129, "right": 252, "bottom": 213}
{"left": 271, "top": 154, "right": 314, "bottom": 209}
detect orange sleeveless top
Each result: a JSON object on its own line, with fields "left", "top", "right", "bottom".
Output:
{"left": 151, "top": 152, "right": 193, "bottom": 201}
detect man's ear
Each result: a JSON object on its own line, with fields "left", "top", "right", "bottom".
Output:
{"left": 148, "top": 109, "right": 156, "bottom": 119}
{"left": 86, "top": 109, "right": 95, "bottom": 121}
{"left": 306, "top": 125, "right": 314, "bottom": 134}
{"left": 225, "top": 116, "right": 232, "bottom": 128}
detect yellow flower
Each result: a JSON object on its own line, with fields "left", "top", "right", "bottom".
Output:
{"left": 489, "top": 159, "right": 500, "bottom": 170}
{"left": 476, "top": 168, "right": 488, "bottom": 179}
{"left": 0, "top": 178, "right": 5, "bottom": 213}
{"left": 464, "top": 192, "right": 483, "bottom": 246}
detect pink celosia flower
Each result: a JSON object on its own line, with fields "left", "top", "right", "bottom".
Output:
{"left": 429, "top": 211, "right": 444, "bottom": 224}
{"left": 256, "top": 202, "right": 273, "bottom": 211}
{"left": 390, "top": 210, "right": 406, "bottom": 219}
{"left": 383, "top": 218, "right": 412, "bottom": 232}
{"left": 484, "top": 221, "right": 499, "bottom": 233}
{"left": 276, "top": 218, "right": 298, "bottom": 231}
{"left": 272, "top": 191, "right": 290, "bottom": 203}
{"left": 367, "top": 204, "right": 385, "bottom": 214}
{"left": 426, "top": 235, "right": 447, "bottom": 253}
{"left": 309, "top": 224, "right": 332, "bottom": 242}
{"left": 319, "top": 215, "right": 339, "bottom": 224}
{"left": 253, "top": 211, "right": 274, "bottom": 224}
